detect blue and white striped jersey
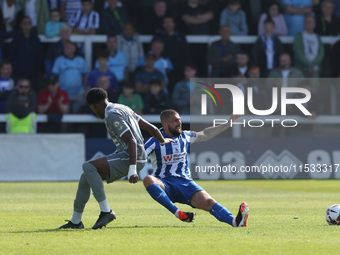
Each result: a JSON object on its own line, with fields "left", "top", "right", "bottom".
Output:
{"left": 145, "top": 130, "right": 198, "bottom": 180}
{"left": 68, "top": 10, "right": 99, "bottom": 30}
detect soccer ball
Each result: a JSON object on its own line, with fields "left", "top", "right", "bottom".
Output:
{"left": 325, "top": 204, "right": 340, "bottom": 225}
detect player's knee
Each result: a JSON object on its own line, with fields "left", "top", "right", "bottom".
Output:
{"left": 205, "top": 198, "right": 217, "bottom": 211}
{"left": 82, "top": 161, "right": 96, "bottom": 174}
{"left": 143, "top": 175, "right": 156, "bottom": 188}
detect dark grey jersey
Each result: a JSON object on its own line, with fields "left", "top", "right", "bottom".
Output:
{"left": 105, "top": 103, "right": 146, "bottom": 161}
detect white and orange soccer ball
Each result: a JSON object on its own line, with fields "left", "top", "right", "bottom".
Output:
{"left": 325, "top": 204, "right": 340, "bottom": 225}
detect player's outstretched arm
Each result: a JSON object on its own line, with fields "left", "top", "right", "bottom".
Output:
{"left": 138, "top": 118, "right": 174, "bottom": 145}
{"left": 121, "top": 130, "right": 139, "bottom": 184}
{"left": 195, "top": 114, "right": 240, "bottom": 143}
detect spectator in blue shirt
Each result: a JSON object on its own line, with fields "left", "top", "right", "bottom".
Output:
{"left": 95, "top": 35, "right": 128, "bottom": 83}
{"left": 68, "top": 0, "right": 99, "bottom": 35}
{"left": 134, "top": 51, "right": 165, "bottom": 96}
{"left": 45, "top": 9, "right": 66, "bottom": 38}
{"left": 45, "top": 25, "right": 83, "bottom": 76}
{"left": 87, "top": 51, "right": 118, "bottom": 92}
{"left": 136, "top": 39, "right": 173, "bottom": 85}
{"left": 220, "top": 0, "right": 248, "bottom": 35}
{"left": 282, "top": 0, "right": 313, "bottom": 36}
{"left": 52, "top": 41, "right": 88, "bottom": 113}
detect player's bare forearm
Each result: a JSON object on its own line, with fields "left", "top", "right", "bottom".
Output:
{"left": 139, "top": 118, "right": 174, "bottom": 145}
{"left": 195, "top": 114, "right": 240, "bottom": 143}
{"left": 122, "top": 130, "right": 137, "bottom": 165}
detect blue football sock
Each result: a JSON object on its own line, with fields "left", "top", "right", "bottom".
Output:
{"left": 210, "top": 202, "right": 234, "bottom": 226}
{"left": 146, "top": 183, "right": 178, "bottom": 215}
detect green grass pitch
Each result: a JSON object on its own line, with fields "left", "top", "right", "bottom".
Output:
{"left": 1, "top": 180, "right": 340, "bottom": 255}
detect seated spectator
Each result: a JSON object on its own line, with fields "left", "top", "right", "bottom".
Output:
{"left": 68, "top": 0, "right": 99, "bottom": 35}
{"left": 100, "top": 0, "right": 129, "bottom": 35}
{"left": 220, "top": 0, "right": 248, "bottom": 35}
{"left": 9, "top": 17, "right": 42, "bottom": 91}
{"left": 293, "top": 16, "right": 324, "bottom": 78}
{"left": 52, "top": 41, "right": 88, "bottom": 113}
{"left": 252, "top": 19, "right": 283, "bottom": 77}
{"left": 37, "top": 76, "right": 69, "bottom": 133}
{"left": 268, "top": 53, "right": 304, "bottom": 86}
{"left": 45, "top": 9, "right": 66, "bottom": 38}
{"left": 87, "top": 52, "right": 118, "bottom": 92}
{"left": 5, "top": 78, "right": 37, "bottom": 133}
{"left": 315, "top": 0, "right": 339, "bottom": 35}
{"left": 117, "top": 22, "right": 144, "bottom": 74}
{"left": 96, "top": 75, "right": 118, "bottom": 102}
{"left": 61, "top": 0, "right": 81, "bottom": 23}
{"left": 144, "top": 79, "right": 170, "bottom": 114}
{"left": 207, "top": 25, "right": 239, "bottom": 78}
{"left": 45, "top": 25, "right": 82, "bottom": 76}
{"left": 172, "top": 63, "right": 197, "bottom": 115}
{"left": 225, "top": 50, "right": 250, "bottom": 78}
{"left": 282, "top": 0, "right": 313, "bottom": 36}
{"left": 0, "top": 60, "right": 15, "bottom": 113}
{"left": 137, "top": 39, "right": 173, "bottom": 85}
{"left": 134, "top": 51, "right": 165, "bottom": 96}
{"left": 153, "top": 15, "right": 190, "bottom": 86}
{"left": 96, "top": 35, "right": 128, "bottom": 83}
{"left": 258, "top": 2, "right": 288, "bottom": 36}
{"left": 141, "top": 0, "right": 168, "bottom": 34}
{"left": 118, "top": 82, "right": 143, "bottom": 115}
{"left": 245, "top": 66, "right": 267, "bottom": 112}
{"left": 19, "top": 0, "right": 49, "bottom": 34}
{"left": 1, "top": 0, "right": 22, "bottom": 32}
{"left": 179, "top": 0, "right": 214, "bottom": 35}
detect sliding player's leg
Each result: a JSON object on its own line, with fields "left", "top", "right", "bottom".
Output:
{"left": 143, "top": 175, "right": 195, "bottom": 222}
{"left": 191, "top": 190, "right": 249, "bottom": 227}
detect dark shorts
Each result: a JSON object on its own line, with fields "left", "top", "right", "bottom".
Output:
{"left": 105, "top": 151, "right": 146, "bottom": 183}
{"left": 157, "top": 176, "right": 204, "bottom": 207}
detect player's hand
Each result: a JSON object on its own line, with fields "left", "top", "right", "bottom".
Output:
{"left": 162, "top": 138, "right": 175, "bottom": 145}
{"left": 129, "top": 174, "right": 139, "bottom": 184}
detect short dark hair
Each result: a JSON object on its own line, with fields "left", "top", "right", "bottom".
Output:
{"left": 160, "top": 109, "right": 178, "bottom": 123}
{"left": 185, "top": 62, "right": 197, "bottom": 71}
{"left": 229, "top": 0, "right": 241, "bottom": 6}
{"left": 121, "top": 81, "right": 135, "bottom": 90}
{"left": 107, "top": 35, "right": 117, "bottom": 41}
{"left": 81, "top": 0, "right": 92, "bottom": 3}
{"left": 0, "top": 60, "right": 11, "bottom": 69}
{"left": 264, "top": 18, "right": 275, "bottom": 26}
{"left": 97, "top": 51, "right": 109, "bottom": 59}
{"left": 86, "top": 88, "right": 108, "bottom": 105}
{"left": 149, "top": 79, "right": 162, "bottom": 87}
{"left": 237, "top": 49, "right": 248, "bottom": 56}
{"left": 50, "top": 8, "right": 60, "bottom": 13}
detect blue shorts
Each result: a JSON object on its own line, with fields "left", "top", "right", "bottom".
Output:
{"left": 157, "top": 176, "right": 204, "bottom": 207}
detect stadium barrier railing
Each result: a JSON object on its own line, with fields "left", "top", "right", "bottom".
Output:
{"left": 36, "top": 34, "right": 340, "bottom": 71}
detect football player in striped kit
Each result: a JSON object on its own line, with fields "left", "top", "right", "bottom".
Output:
{"left": 144, "top": 109, "right": 249, "bottom": 227}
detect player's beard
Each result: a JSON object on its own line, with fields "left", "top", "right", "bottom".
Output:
{"left": 169, "top": 125, "right": 182, "bottom": 137}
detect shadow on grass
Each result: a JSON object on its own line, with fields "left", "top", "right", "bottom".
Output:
{"left": 2, "top": 225, "right": 197, "bottom": 234}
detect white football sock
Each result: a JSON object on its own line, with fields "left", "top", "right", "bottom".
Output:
{"left": 71, "top": 211, "right": 82, "bottom": 224}
{"left": 174, "top": 209, "right": 180, "bottom": 218}
{"left": 99, "top": 199, "right": 111, "bottom": 212}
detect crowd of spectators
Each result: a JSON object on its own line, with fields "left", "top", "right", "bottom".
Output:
{"left": 1, "top": 0, "right": 340, "bottom": 136}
